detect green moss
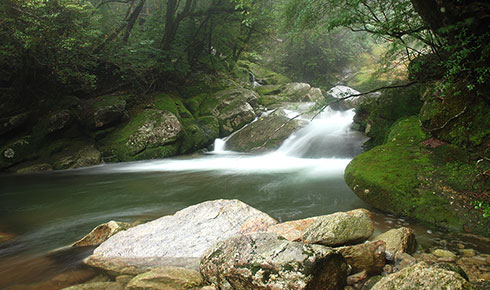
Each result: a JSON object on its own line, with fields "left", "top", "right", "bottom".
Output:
{"left": 134, "top": 143, "right": 179, "bottom": 161}
{"left": 237, "top": 60, "right": 291, "bottom": 85}
{"left": 93, "top": 95, "right": 129, "bottom": 110}
{"left": 345, "top": 116, "right": 490, "bottom": 236}
{"left": 153, "top": 93, "right": 180, "bottom": 116}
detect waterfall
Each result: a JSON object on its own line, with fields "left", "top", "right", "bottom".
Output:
{"left": 249, "top": 72, "right": 261, "bottom": 88}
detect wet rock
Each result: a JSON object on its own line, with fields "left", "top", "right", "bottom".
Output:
{"left": 214, "top": 88, "right": 258, "bottom": 135}
{"left": 115, "top": 275, "right": 133, "bottom": 286}
{"left": 360, "top": 276, "right": 382, "bottom": 290}
{"left": 8, "top": 269, "right": 97, "bottom": 290}
{"left": 374, "top": 227, "right": 417, "bottom": 260}
{"left": 337, "top": 240, "right": 386, "bottom": 275}
{"left": 268, "top": 216, "right": 318, "bottom": 242}
{"left": 1, "top": 135, "right": 38, "bottom": 169}
{"left": 84, "top": 200, "right": 277, "bottom": 274}
{"left": 308, "top": 87, "right": 324, "bottom": 102}
{"left": 225, "top": 113, "right": 306, "bottom": 152}
{"left": 72, "top": 221, "right": 131, "bottom": 247}
{"left": 435, "top": 263, "right": 469, "bottom": 281}
{"left": 16, "top": 163, "right": 53, "bottom": 173}
{"left": 456, "top": 256, "right": 490, "bottom": 282}
{"left": 54, "top": 145, "right": 101, "bottom": 170}
{"left": 0, "top": 112, "right": 29, "bottom": 136}
{"left": 200, "top": 232, "right": 349, "bottom": 290}
{"left": 472, "top": 281, "right": 490, "bottom": 290}
{"left": 0, "top": 231, "right": 16, "bottom": 243}
{"left": 371, "top": 262, "right": 472, "bottom": 290}
{"left": 432, "top": 249, "right": 457, "bottom": 259}
{"left": 302, "top": 209, "right": 374, "bottom": 246}
{"left": 61, "top": 282, "right": 124, "bottom": 290}
{"left": 126, "top": 267, "right": 203, "bottom": 290}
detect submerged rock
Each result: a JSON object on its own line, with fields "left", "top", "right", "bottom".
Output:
{"left": 374, "top": 227, "right": 417, "bottom": 260}
{"left": 61, "top": 282, "right": 124, "bottom": 290}
{"left": 84, "top": 200, "right": 277, "bottom": 274}
{"left": 53, "top": 145, "right": 101, "bottom": 170}
{"left": 126, "top": 267, "right": 203, "bottom": 290}
{"left": 302, "top": 209, "right": 374, "bottom": 246}
{"left": 200, "top": 232, "right": 348, "bottom": 290}
{"left": 72, "top": 221, "right": 131, "bottom": 247}
{"left": 371, "top": 262, "right": 472, "bottom": 290}
{"left": 16, "top": 163, "right": 53, "bottom": 173}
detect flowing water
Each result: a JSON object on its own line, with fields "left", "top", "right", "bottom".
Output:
{"left": 0, "top": 100, "right": 488, "bottom": 288}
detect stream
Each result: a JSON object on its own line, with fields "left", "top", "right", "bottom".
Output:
{"left": 0, "top": 98, "right": 488, "bottom": 288}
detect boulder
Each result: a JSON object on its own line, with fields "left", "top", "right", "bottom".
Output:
{"left": 54, "top": 145, "right": 101, "bottom": 170}
{"left": 326, "top": 86, "right": 361, "bottom": 110}
{"left": 393, "top": 252, "right": 417, "bottom": 271}
{"left": 302, "top": 209, "right": 374, "bottom": 246}
{"left": 213, "top": 88, "right": 259, "bottom": 136}
{"left": 72, "top": 221, "right": 131, "bottom": 247}
{"left": 371, "top": 262, "right": 472, "bottom": 290}
{"left": 16, "top": 163, "right": 53, "bottom": 173}
{"left": 337, "top": 240, "right": 386, "bottom": 275}
{"left": 432, "top": 249, "right": 457, "bottom": 259}
{"left": 267, "top": 216, "right": 318, "bottom": 242}
{"left": 82, "top": 95, "right": 129, "bottom": 129}
{"left": 225, "top": 113, "right": 306, "bottom": 152}
{"left": 200, "top": 232, "right": 349, "bottom": 290}
{"left": 308, "top": 88, "right": 324, "bottom": 102}
{"left": 374, "top": 227, "right": 417, "bottom": 260}
{"left": 46, "top": 110, "right": 72, "bottom": 133}
{"left": 126, "top": 267, "right": 203, "bottom": 290}
{"left": 125, "top": 110, "right": 182, "bottom": 156}
{"left": 84, "top": 200, "right": 277, "bottom": 274}
{"left": 0, "top": 135, "right": 38, "bottom": 169}
{"left": 281, "top": 83, "right": 312, "bottom": 102}
{"left": 0, "top": 112, "right": 29, "bottom": 136}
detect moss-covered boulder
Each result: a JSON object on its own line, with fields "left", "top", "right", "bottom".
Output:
{"left": 0, "top": 135, "right": 39, "bottom": 170}
{"left": 419, "top": 82, "right": 490, "bottom": 154}
{"left": 225, "top": 112, "right": 306, "bottom": 152}
{"left": 99, "top": 109, "right": 182, "bottom": 162}
{"left": 237, "top": 60, "right": 291, "bottom": 85}
{"left": 81, "top": 95, "right": 131, "bottom": 129}
{"left": 53, "top": 145, "right": 101, "bottom": 170}
{"left": 0, "top": 112, "right": 29, "bottom": 137}
{"left": 345, "top": 116, "right": 490, "bottom": 236}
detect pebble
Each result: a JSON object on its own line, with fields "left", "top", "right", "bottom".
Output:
{"left": 432, "top": 249, "right": 457, "bottom": 259}
{"left": 459, "top": 249, "right": 476, "bottom": 257}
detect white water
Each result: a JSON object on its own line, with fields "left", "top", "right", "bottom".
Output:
{"left": 95, "top": 104, "right": 367, "bottom": 177}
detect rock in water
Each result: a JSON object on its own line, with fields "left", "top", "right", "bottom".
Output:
{"left": 267, "top": 216, "right": 319, "bottom": 242}
{"left": 72, "top": 221, "right": 131, "bottom": 247}
{"left": 84, "top": 200, "right": 277, "bottom": 274}
{"left": 371, "top": 262, "right": 472, "bottom": 290}
{"left": 302, "top": 209, "right": 374, "bottom": 246}
{"left": 200, "top": 232, "right": 348, "bottom": 290}
{"left": 374, "top": 227, "right": 417, "bottom": 260}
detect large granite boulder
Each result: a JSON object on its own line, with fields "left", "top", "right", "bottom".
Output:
{"left": 72, "top": 221, "right": 131, "bottom": 247}
{"left": 126, "top": 267, "right": 204, "bottom": 290}
{"left": 281, "top": 83, "right": 312, "bottom": 102}
{"left": 213, "top": 88, "right": 259, "bottom": 136}
{"left": 225, "top": 112, "right": 306, "bottom": 152}
{"left": 200, "top": 232, "right": 348, "bottom": 290}
{"left": 371, "top": 262, "right": 472, "bottom": 290}
{"left": 374, "top": 227, "right": 417, "bottom": 260}
{"left": 84, "top": 200, "right": 277, "bottom": 274}
{"left": 302, "top": 209, "right": 374, "bottom": 246}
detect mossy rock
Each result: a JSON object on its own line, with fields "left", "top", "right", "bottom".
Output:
{"left": 153, "top": 93, "right": 193, "bottom": 119}
{"left": 0, "top": 135, "right": 40, "bottom": 169}
{"left": 178, "top": 117, "right": 219, "bottom": 154}
{"left": 98, "top": 109, "right": 183, "bottom": 162}
{"left": 345, "top": 116, "right": 490, "bottom": 236}
{"left": 237, "top": 60, "right": 291, "bottom": 85}
{"left": 419, "top": 82, "right": 490, "bottom": 153}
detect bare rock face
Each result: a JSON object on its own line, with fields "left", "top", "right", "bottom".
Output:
{"left": 337, "top": 240, "right": 386, "bottom": 275}
{"left": 126, "top": 267, "right": 204, "bottom": 290}
{"left": 374, "top": 227, "right": 417, "bottom": 260}
{"left": 371, "top": 262, "right": 472, "bottom": 290}
{"left": 72, "top": 221, "right": 131, "bottom": 247}
{"left": 200, "top": 232, "right": 348, "bottom": 290}
{"left": 84, "top": 200, "right": 277, "bottom": 274}
{"left": 302, "top": 209, "right": 374, "bottom": 246}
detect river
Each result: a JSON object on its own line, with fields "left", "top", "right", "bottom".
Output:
{"left": 0, "top": 101, "right": 488, "bottom": 288}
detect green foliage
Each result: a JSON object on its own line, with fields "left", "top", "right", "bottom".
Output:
{"left": 0, "top": 0, "right": 100, "bottom": 93}
{"left": 474, "top": 201, "right": 490, "bottom": 218}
